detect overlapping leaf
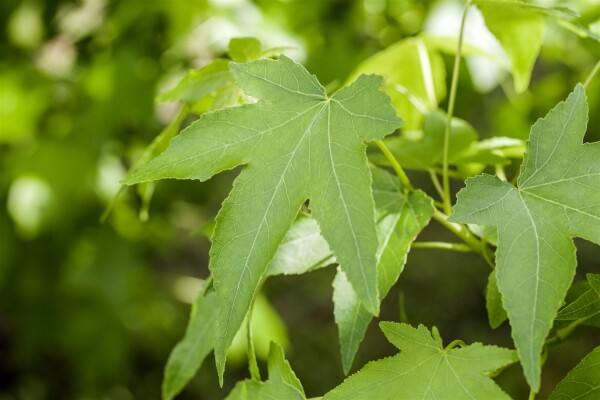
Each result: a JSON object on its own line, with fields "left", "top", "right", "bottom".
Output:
{"left": 123, "top": 55, "right": 401, "bottom": 381}
{"left": 333, "top": 168, "right": 434, "bottom": 373}
{"left": 163, "top": 287, "right": 217, "bottom": 400}
{"left": 549, "top": 346, "right": 600, "bottom": 400}
{"left": 225, "top": 342, "right": 305, "bottom": 400}
{"left": 450, "top": 84, "right": 599, "bottom": 390}
{"left": 323, "top": 323, "right": 516, "bottom": 400}
{"left": 556, "top": 274, "right": 600, "bottom": 321}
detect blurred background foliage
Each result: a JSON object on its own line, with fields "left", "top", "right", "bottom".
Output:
{"left": 1, "top": 0, "right": 599, "bottom": 399}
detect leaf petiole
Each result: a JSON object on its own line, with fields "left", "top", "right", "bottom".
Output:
{"left": 247, "top": 294, "right": 261, "bottom": 381}
{"left": 442, "top": 0, "right": 472, "bottom": 214}
{"left": 375, "top": 140, "right": 414, "bottom": 191}
{"left": 412, "top": 242, "right": 472, "bottom": 252}
{"left": 583, "top": 59, "right": 600, "bottom": 89}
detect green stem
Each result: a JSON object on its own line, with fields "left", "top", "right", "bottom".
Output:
{"left": 528, "top": 388, "right": 536, "bottom": 400}
{"left": 429, "top": 169, "right": 444, "bottom": 199}
{"left": 247, "top": 295, "right": 261, "bottom": 381}
{"left": 545, "top": 317, "right": 589, "bottom": 348}
{"left": 442, "top": 1, "right": 471, "bottom": 214}
{"left": 375, "top": 140, "right": 413, "bottom": 190}
{"left": 583, "top": 59, "right": 600, "bottom": 89}
{"left": 412, "top": 241, "right": 472, "bottom": 252}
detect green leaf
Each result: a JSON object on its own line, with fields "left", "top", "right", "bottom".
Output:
{"left": 556, "top": 274, "right": 600, "bottom": 321}
{"left": 228, "top": 37, "right": 263, "bottom": 62}
{"left": 162, "top": 289, "right": 217, "bottom": 400}
{"left": 486, "top": 270, "right": 508, "bottom": 329}
{"left": 549, "top": 346, "right": 600, "bottom": 400}
{"left": 323, "top": 323, "right": 516, "bottom": 400}
{"left": 449, "top": 84, "right": 599, "bottom": 390}
{"left": 157, "top": 59, "right": 233, "bottom": 103}
{"left": 123, "top": 55, "right": 401, "bottom": 381}
{"left": 225, "top": 342, "right": 305, "bottom": 400}
{"left": 333, "top": 168, "right": 434, "bottom": 373}
{"left": 350, "top": 37, "right": 446, "bottom": 129}
{"left": 379, "top": 111, "right": 477, "bottom": 170}
{"left": 266, "top": 215, "right": 334, "bottom": 276}
{"left": 473, "top": 0, "right": 578, "bottom": 21}
{"left": 478, "top": 0, "right": 545, "bottom": 93}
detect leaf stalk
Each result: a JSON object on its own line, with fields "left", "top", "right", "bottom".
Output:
{"left": 442, "top": 1, "right": 471, "bottom": 214}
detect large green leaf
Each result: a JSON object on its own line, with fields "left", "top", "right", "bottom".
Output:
{"left": 162, "top": 289, "right": 217, "bottom": 400}
{"left": 549, "top": 346, "right": 600, "bottom": 400}
{"left": 225, "top": 342, "right": 305, "bottom": 400}
{"left": 477, "top": 0, "right": 545, "bottom": 93}
{"left": 123, "top": 55, "right": 401, "bottom": 380}
{"left": 449, "top": 84, "right": 599, "bottom": 390}
{"left": 333, "top": 168, "right": 434, "bottom": 373}
{"left": 323, "top": 323, "right": 516, "bottom": 400}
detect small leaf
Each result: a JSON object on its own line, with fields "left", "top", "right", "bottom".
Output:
{"left": 228, "top": 37, "right": 263, "bottom": 62}
{"left": 379, "top": 111, "right": 477, "bottom": 170}
{"left": 123, "top": 55, "right": 401, "bottom": 381}
{"left": 556, "top": 274, "right": 600, "bottom": 321}
{"left": 478, "top": 0, "right": 545, "bottom": 93}
{"left": 549, "top": 346, "right": 600, "bottom": 400}
{"left": 334, "top": 168, "right": 434, "bottom": 373}
{"left": 486, "top": 269, "right": 508, "bottom": 329}
{"left": 162, "top": 290, "right": 217, "bottom": 400}
{"left": 266, "top": 216, "right": 334, "bottom": 276}
{"left": 323, "top": 323, "right": 516, "bottom": 400}
{"left": 450, "top": 84, "right": 599, "bottom": 390}
{"left": 157, "top": 59, "right": 233, "bottom": 103}
{"left": 225, "top": 342, "right": 305, "bottom": 400}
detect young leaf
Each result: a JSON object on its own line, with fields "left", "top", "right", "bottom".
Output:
{"left": 549, "top": 346, "right": 600, "bottom": 400}
{"left": 556, "top": 274, "right": 600, "bottom": 321}
{"left": 225, "top": 342, "right": 305, "bottom": 400}
{"left": 333, "top": 168, "right": 434, "bottom": 373}
{"left": 323, "top": 323, "right": 516, "bottom": 400}
{"left": 162, "top": 290, "right": 217, "bottom": 400}
{"left": 477, "top": 0, "right": 545, "bottom": 93}
{"left": 123, "top": 55, "right": 401, "bottom": 381}
{"left": 449, "top": 84, "right": 598, "bottom": 390}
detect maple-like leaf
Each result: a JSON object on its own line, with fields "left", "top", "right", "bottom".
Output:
{"left": 333, "top": 167, "right": 434, "bottom": 373}
{"left": 122, "top": 55, "right": 401, "bottom": 380}
{"left": 449, "top": 84, "right": 599, "bottom": 390}
{"left": 323, "top": 323, "right": 516, "bottom": 400}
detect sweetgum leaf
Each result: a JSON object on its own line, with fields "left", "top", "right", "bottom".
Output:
{"left": 323, "top": 323, "right": 516, "bottom": 400}
{"left": 333, "top": 168, "right": 434, "bottom": 373}
{"left": 123, "top": 55, "right": 401, "bottom": 381}
{"left": 225, "top": 342, "right": 305, "bottom": 400}
{"left": 549, "top": 346, "right": 600, "bottom": 400}
{"left": 449, "top": 84, "right": 599, "bottom": 390}
{"left": 486, "top": 270, "right": 508, "bottom": 329}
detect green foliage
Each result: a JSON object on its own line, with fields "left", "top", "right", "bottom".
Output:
{"left": 225, "top": 343, "right": 305, "bottom": 400}
{"left": 124, "top": 55, "right": 402, "bottom": 381}
{"left": 163, "top": 288, "right": 217, "bottom": 400}
{"left": 333, "top": 168, "right": 434, "bottom": 373}
{"left": 4, "top": 0, "right": 600, "bottom": 398}
{"left": 450, "top": 84, "right": 598, "bottom": 390}
{"left": 323, "top": 323, "right": 517, "bottom": 400}
{"left": 549, "top": 346, "right": 600, "bottom": 400}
